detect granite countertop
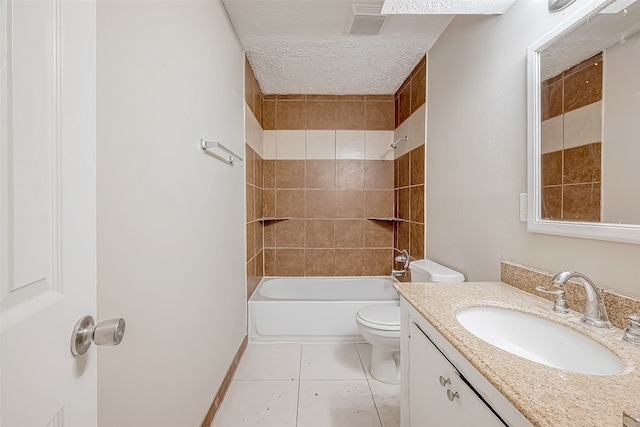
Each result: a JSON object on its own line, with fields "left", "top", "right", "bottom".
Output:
{"left": 395, "top": 281, "right": 640, "bottom": 427}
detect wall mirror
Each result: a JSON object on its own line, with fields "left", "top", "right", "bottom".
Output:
{"left": 528, "top": 0, "right": 640, "bottom": 244}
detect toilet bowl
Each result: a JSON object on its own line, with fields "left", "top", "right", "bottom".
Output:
{"left": 355, "top": 259, "right": 465, "bottom": 384}
{"left": 356, "top": 302, "right": 401, "bottom": 383}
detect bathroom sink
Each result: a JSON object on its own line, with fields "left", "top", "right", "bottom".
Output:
{"left": 456, "top": 306, "right": 623, "bottom": 375}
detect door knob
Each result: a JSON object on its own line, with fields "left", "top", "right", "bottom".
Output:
{"left": 71, "top": 315, "right": 126, "bottom": 356}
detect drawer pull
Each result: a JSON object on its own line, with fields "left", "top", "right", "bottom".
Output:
{"left": 439, "top": 376, "right": 451, "bottom": 387}
{"left": 446, "top": 389, "right": 460, "bottom": 401}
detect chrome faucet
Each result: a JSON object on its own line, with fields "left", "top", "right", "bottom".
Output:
{"left": 551, "top": 271, "right": 613, "bottom": 329}
{"left": 392, "top": 249, "right": 409, "bottom": 277}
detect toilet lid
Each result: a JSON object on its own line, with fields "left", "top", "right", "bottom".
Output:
{"left": 357, "top": 304, "right": 400, "bottom": 330}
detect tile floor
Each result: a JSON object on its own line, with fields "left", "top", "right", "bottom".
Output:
{"left": 212, "top": 343, "right": 400, "bottom": 427}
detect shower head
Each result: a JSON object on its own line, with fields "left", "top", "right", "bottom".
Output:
{"left": 391, "top": 136, "right": 408, "bottom": 149}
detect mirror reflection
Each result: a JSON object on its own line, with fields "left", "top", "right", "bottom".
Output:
{"left": 539, "top": 1, "right": 640, "bottom": 224}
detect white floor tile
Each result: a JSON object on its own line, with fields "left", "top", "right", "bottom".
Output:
{"left": 300, "top": 344, "right": 367, "bottom": 380}
{"left": 212, "top": 380, "right": 298, "bottom": 427}
{"left": 297, "top": 380, "right": 382, "bottom": 427}
{"left": 234, "top": 343, "right": 301, "bottom": 381}
{"left": 355, "top": 343, "right": 373, "bottom": 380}
{"left": 369, "top": 380, "right": 401, "bottom": 427}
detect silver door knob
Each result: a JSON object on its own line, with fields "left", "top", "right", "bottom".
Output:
{"left": 71, "top": 315, "right": 126, "bottom": 356}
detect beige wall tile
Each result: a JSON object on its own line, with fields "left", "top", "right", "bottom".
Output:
{"left": 409, "top": 223, "right": 424, "bottom": 259}
{"left": 335, "top": 100, "right": 365, "bottom": 130}
{"left": 409, "top": 185, "right": 424, "bottom": 224}
{"left": 276, "top": 249, "right": 305, "bottom": 276}
{"left": 306, "top": 160, "right": 336, "bottom": 189}
{"left": 305, "top": 249, "right": 336, "bottom": 276}
{"left": 306, "top": 189, "right": 336, "bottom": 218}
{"left": 541, "top": 115, "right": 563, "bottom": 154}
{"left": 335, "top": 190, "right": 364, "bottom": 218}
{"left": 410, "top": 62, "right": 426, "bottom": 114}
{"left": 541, "top": 151, "right": 562, "bottom": 187}
{"left": 563, "top": 183, "right": 601, "bottom": 222}
{"left": 336, "top": 130, "right": 365, "bottom": 160}
{"left": 541, "top": 186, "right": 562, "bottom": 220}
{"left": 305, "top": 219, "right": 335, "bottom": 248}
{"left": 564, "top": 61, "right": 603, "bottom": 113}
{"left": 275, "top": 189, "right": 305, "bottom": 217}
{"left": 263, "top": 161, "right": 276, "bottom": 189}
{"left": 364, "top": 248, "right": 393, "bottom": 276}
{"left": 336, "top": 160, "right": 365, "bottom": 189}
{"left": 364, "top": 160, "right": 394, "bottom": 189}
{"left": 335, "top": 219, "right": 364, "bottom": 248}
{"left": 276, "top": 130, "right": 306, "bottom": 160}
{"left": 563, "top": 101, "right": 602, "bottom": 150}
{"left": 410, "top": 145, "right": 425, "bottom": 185}
{"left": 276, "top": 160, "right": 305, "bottom": 188}
{"left": 563, "top": 142, "right": 601, "bottom": 185}
{"left": 364, "top": 131, "right": 394, "bottom": 160}
{"left": 275, "top": 219, "right": 305, "bottom": 248}
{"left": 262, "top": 100, "right": 276, "bottom": 130}
{"left": 396, "top": 187, "right": 410, "bottom": 220}
{"left": 263, "top": 221, "right": 276, "bottom": 247}
{"left": 364, "top": 220, "right": 393, "bottom": 248}
{"left": 335, "top": 249, "right": 364, "bottom": 275}
{"left": 263, "top": 130, "right": 277, "bottom": 160}
{"left": 264, "top": 248, "right": 276, "bottom": 275}
{"left": 277, "top": 100, "right": 306, "bottom": 129}
{"left": 306, "top": 130, "right": 336, "bottom": 159}
{"left": 306, "top": 100, "right": 336, "bottom": 130}
{"left": 408, "top": 105, "right": 426, "bottom": 151}
{"left": 263, "top": 189, "right": 276, "bottom": 217}
{"left": 364, "top": 189, "right": 394, "bottom": 218}
{"left": 365, "top": 100, "right": 394, "bottom": 130}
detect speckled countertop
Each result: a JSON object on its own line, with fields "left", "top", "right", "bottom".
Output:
{"left": 395, "top": 281, "right": 640, "bottom": 427}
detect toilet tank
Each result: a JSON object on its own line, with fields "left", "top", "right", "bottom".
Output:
{"left": 408, "top": 259, "right": 465, "bottom": 282}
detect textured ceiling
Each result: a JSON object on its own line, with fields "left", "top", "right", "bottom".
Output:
{"left": 223, "top": 0, "right": 514, "bottom": 95}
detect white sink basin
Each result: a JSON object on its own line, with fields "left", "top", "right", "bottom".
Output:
{"left": 456, "top": 306, "right": 623, "bottom": 375}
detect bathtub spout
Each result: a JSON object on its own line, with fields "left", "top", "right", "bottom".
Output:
{"left": 392, "top": 269, "right": 406, "bottom": 277}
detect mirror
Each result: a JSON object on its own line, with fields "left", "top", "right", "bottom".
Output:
{"left": 528, "top": 0, "right": 640, "bottom": 244}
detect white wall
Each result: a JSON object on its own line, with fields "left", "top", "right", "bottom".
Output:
{"left": 425, "top": 0, "right": 640, "bottom": 297}
{"left": 602, "top": 31, "right": 640, "bottom": 224}
{"left": 96, "top": 2, "right": 247, "bottom": 426}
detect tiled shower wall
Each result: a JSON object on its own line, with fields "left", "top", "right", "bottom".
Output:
{"left": 245, "top": 55, "right": 427, "bottom": 283}
{"left": 540, "top": 53, "right": 603, "bottom": 222}
{"left": 261, "top": 96, "right": 396, "bottom": 276}
{"left": 245, "top": 58, "right": 264, "bottom": 299}
{"left": 393, "top": 57, "right": 426, "bottom": 279}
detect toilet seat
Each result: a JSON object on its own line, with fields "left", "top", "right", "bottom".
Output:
{"left": 356, "top": 304, "right": 400, "bottom": 331}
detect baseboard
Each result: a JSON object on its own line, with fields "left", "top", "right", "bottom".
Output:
{"left": 200, "top": 335, "right": 248, "bottom": 427}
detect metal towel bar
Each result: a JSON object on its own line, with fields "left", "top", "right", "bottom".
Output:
{"left": 200, "top": 139, "right": 243, "bottom": 166}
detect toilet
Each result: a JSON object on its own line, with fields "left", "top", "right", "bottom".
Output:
{"left": 355, "top": 259, "right": 465, "bottom": 383}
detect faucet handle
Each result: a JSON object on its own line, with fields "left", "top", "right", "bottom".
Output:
{"left": 623, "top": 314, "right": 640, "bottom": 347}
{"left": 536, "top": 286, "right": 570, "bottom": 314}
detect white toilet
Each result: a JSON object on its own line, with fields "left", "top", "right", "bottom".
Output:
{"left": 355, "top": 259, "right": 465, "bottom": 383}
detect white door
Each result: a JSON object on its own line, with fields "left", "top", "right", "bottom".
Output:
{"left": 1, "top": 0, "right": 98, "bottom": 426}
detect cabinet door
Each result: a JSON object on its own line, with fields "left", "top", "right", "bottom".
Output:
{"left": 408, "top": 322, "right": 505, "bottom": 427}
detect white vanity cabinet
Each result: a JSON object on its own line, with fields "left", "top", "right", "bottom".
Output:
{"left": 408, "top": 321, "right": 505, "bottom": 426}
{"left": 401, "top": 297, "right": 533, "bottom": 427}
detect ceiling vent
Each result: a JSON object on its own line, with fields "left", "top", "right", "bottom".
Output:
{"left": 349, "top": 3, "right": 387, "bottom": 35}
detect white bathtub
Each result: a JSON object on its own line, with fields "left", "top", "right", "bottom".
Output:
{"left": 248, "top": 276, "right": 399, "bottom": 342}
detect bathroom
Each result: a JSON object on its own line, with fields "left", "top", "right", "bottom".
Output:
{"left": 2, "top": 0, "right": 640, "bottom": 426}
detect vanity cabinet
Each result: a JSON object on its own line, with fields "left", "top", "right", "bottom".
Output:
{"left": 401, "top": 297, "right": 533, "bottom": 427}
{"left": 408, "top": 321, "right": 505, "bottom": 426}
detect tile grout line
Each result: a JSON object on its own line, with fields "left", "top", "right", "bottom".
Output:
{"left": 295, "top": 344, "right": 303, "bottom": 427}
{"left": 355, "top": 344, "right": 385, "bottom": 427}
